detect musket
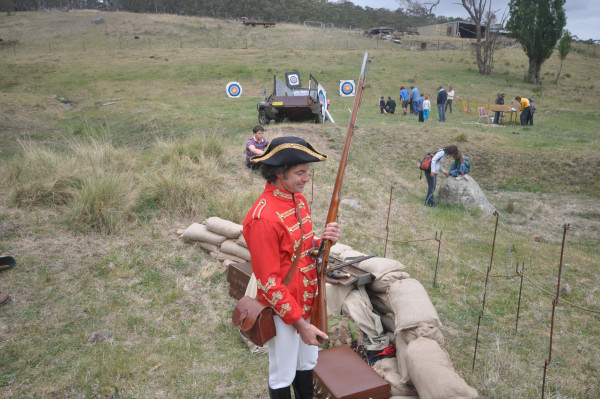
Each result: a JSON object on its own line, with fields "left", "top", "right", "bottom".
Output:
{"left": 311, "top": 52, "right": 370, "bottom": 344}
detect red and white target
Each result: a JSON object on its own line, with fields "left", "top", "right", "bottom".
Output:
{"left": 226, "top": 81, "right": 243, "bottom": 98}
{"left": 339, "top": 80, "right": 356, "bottom": 97}
{"left": 285, "top": 72, "right": 301, "bottom": 88}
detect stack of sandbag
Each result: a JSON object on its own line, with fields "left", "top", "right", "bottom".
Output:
{"left": 389, "top": 278, "right": 443, "bottom": 386}
{"left": 326, "top": 246, "right": 413, "bottom": 351}
{"left": 179, "top": 217, "right": 250, "bottom": 264}
{"left": 406, "top": 335, "right": 478, "bottom": 398}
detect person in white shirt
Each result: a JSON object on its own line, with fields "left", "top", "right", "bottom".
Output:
{"left": 445, "top": 86, "right": 455, "bottom": 113}
{"left": 425, "top": 145, "right": 460, "bottom": 207}
{"left": 423, "top": 95, "right": 431, "bottom": 123}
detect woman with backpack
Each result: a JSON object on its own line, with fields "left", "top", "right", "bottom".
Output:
{"left": 424, "top": 145, "right": 460, "bottom": 207}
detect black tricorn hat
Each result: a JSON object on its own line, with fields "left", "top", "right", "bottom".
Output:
{"left": 250, "top": 136, "right": 327, "bottom": 166}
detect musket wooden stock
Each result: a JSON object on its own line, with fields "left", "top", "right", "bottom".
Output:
{"left": 311, "top": 53, "right": 370, "bottom": 344}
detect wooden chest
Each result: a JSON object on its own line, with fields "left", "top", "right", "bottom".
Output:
{"left": 227, "top": 262, "right": 253, "bottom": 299}
{"left": 313, "top": 345, "right": 390, "bottom": 399}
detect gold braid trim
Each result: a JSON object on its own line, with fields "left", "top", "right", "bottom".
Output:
{"left": 252, "top": 199, "right": 267, "bottom": 219}
{"left": 277, "top": 303, "right": 292, "bottom": 318}
{"left": 276, "top": 208, "right": 296, "bottom": 222}
{"left": 273, "top": 189, "right": 293, "bottom": 200}
{"left": 299, "top": 263, "right": 315, "bottom": 273}
{"left": 257, "top": 277, "right": 276, "bottom": 293}
{"left": 266, "top": 291, "right": 283, "bottom": 307}
{"left": 303, "top": 291, "right": 315, "bottom": 302}
{"left": 303, "top": 305, "right": 312, "bottom": 314}
{"left": 252, "top": 142, "right": 327, "bottom": 163}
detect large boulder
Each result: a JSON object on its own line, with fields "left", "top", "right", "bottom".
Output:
{"left": 437, "top": 176, "right": 495, "bottom": 214}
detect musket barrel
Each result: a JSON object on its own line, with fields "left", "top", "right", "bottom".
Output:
{"left": 311, "top": 52, "right": 369, "bottom": 344}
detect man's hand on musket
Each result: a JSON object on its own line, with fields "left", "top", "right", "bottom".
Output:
{"left": 293, "top": 317, "right": 328, "bottom": 346}
{"left": 321, "top": 222, "right": 341, "bottom": 245}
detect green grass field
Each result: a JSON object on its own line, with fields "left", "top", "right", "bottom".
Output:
{"left": 0, "top": 10, "right": 599, "bottom": 398}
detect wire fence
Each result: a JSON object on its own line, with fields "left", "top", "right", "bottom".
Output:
{"left": 336, "top": 185, "right": 599, "bottom": 398}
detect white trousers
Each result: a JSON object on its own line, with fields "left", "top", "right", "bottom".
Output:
{"left": 267, "top": 316, "right": 318, "bottom": 389}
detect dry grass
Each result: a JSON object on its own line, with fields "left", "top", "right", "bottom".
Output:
{"left": 0, "top": 10, "right": 599, "bottom": 398}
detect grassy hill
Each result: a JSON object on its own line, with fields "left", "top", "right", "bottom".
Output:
{"left": 0, "top": 10, "right": 599, "bottom": 398}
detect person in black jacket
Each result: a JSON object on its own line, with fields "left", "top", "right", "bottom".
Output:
{"left": 436, "top": 86, "right": 447, "bottom": 122}
{"left": 493, "top": 93, "right": 504, "bottom": 124}
{"left": 384, "top": 96, "right": 396, "bottom": 114}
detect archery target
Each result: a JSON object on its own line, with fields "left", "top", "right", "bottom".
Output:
{"left": 317, "top": 84, "right": 327, "bottom": 106}
{"left": 339, "top": 80, "right": 356, "bottom": 97}
{"left": 226, "top": 81, "right": 242, "bottom": 98}
{"left": 285, "top": 72, "right": 301, "bottom": 88}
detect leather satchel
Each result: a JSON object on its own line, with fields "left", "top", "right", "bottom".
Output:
{"left": 232, "top": 295, "right": 276, "bottom": 346}
{"left": 232, "top": 203, "right": 304, "bottom": 347}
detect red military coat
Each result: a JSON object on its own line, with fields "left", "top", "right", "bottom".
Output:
{"left": 243, "top": 182, "right": 321, "bottom": 325}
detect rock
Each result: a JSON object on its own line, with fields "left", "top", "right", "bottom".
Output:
{"left": 91, "top": 17, "right": 105, "bottom": 24}
{"left": 437, "top": 175, "right": 495, "bottom": 214}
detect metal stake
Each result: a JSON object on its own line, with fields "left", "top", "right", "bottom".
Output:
{"left": 433, "top": 230, "right": 442, "bottom": 288}
{"left": 541, "top": 223, "right": 570, "bottom": 399}
{"left": 384, "top": 185, "right": 394, "bottom": 257}
{"left": 473, "top": 210, "right": 499, "bottom": 370}
{"left": 515, "top": 261, "right": 525, "bottom": 332}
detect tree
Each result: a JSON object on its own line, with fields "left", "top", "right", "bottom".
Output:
{"left": 555, "top": 29, "right": 572, "bottom": 83}
{"left": 506, "top": 0, "right": 566, "bottom": 84}
{"left": 461, "top": 0, "right": 507, "bottom": 75}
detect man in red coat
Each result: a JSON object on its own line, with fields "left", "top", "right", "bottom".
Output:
{"left": 243, "top": 136, "right": 341, "bottom": 399}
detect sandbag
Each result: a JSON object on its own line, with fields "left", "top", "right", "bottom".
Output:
{"left": 220, "top": 239, "right": 251, "bottom": 261}
{"left": 406, "top": 337, "right": 478, "bottom": 399}
{"left": 329, "top": 242, "right": 353, "bottom": 257}
{"left": 339, "top": 249, "right": 367, "bottom": 260}
{"left": 236, "top": 233, "right": 248, "bottom": 248}
{"left": 341, "top": 286, "right": 388, "bottom": 351}
{"left": 358, "top": 257, "right": 407, "bottom": 280}
{"left": 181, "top": 223, "right": 227, "bottom": 245}
{"left": 368, "top": 291, "right": 394, "bottom": 315}
{"left": 372, "top": 357, "right": 419, "bottom": 397}
{"left": 196, "top": 241, "right": 219, "bottom": 253}
{"left": 326, "top": 283, "right": 355, "bottom": 316}
{"left": 368, "top": 270, "right": 410, "bottom": 293}
{"left": 403, "top": 322, "right": 444, "bottom": 346}
{"left": 204, "top": 217, "right": 243, "bottom": 239}
{"left": 395, "top": 331, "right": 412, "bottom": 385}
{"left": 389, "top": 278, "right": 441, "bottom": 332}
{"left": 380, "top": 313, "right": 396, "bottom": 334}
{"left": 210, "top": 251, "right": 247, "bottom": 264}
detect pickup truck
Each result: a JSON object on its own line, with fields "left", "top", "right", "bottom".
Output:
{"left": 257, "top": 73, "right": 326, "bottom": 124}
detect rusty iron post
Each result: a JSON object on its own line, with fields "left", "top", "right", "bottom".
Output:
{"left": 472, "top": 210, "right": 499, "bottom": 370}
{"left": 384, "top": 185, "right": 394, "bottom": 257}
{"left": 541, "top": 223, "right": 570, "bottom": 399}
{"left": 515, "top": 261, "right": 525, "bottom": 332}
{"left": 433, "top": 230, "right": 442, "bottom": 288}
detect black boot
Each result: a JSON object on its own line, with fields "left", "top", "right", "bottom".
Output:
{"left": 292, "top": 370, "right": 314, "bottom": 399}
{"left": 269, "top": 386, "right": 292, "bottom": 399}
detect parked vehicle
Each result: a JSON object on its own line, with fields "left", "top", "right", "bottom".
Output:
{"left": 257, "top": 73, "right": 326, "bottom": 124}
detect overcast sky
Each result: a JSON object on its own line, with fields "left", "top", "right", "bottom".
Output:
{"left": 338, "top": 0, "right": 597, "bottom": 41}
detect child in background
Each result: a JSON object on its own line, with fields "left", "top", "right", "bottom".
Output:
{"left": 423, "top": 95, "right": 431, "bottom": 123}
{"left": 379, "top": 96, "right": 386, "bottom": 114}
{"left": 449, "top": 151, "right": 472, "bottom": 180}
{"left": 417, "top": 93, "right": 425, "bottom": 122}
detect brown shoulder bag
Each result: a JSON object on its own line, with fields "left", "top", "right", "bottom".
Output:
{"left": 232, "top": 204, "right": 304, "bottom": 347}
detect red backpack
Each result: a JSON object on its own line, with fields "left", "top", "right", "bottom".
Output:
{"left": 419, "top": 152, "right": 436, "bottom": 172}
